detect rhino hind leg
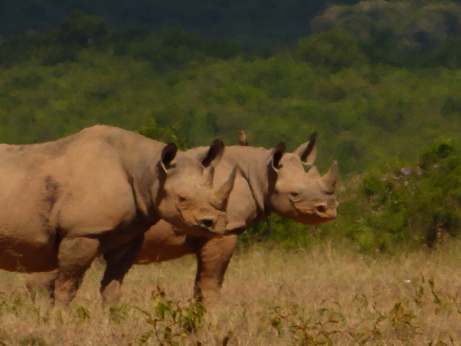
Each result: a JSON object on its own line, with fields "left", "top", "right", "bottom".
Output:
{"left": 194, "top": 234, "right": 238, "bottom": 301}
{"left": 100, "top": 235, "right": 144, "bottom": 305}
{"left": 54, "top": 237, "right": 100, "bottom": 304}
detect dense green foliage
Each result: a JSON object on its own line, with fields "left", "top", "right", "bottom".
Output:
{"left": 1, "top": 12, "right": 461, "bottom": 172}
{"left": 312, "top": 0, "right": 461, "bottom": 68}
{"left": 329, "top": 140, "right": 461, "bottom": 252}
{"left": 1, "top": 5, "right": 461, "bottom": 251}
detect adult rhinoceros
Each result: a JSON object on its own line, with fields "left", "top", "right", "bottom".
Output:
{"left": 29, "top": 133, "right": 337, "bottom": 301}
{"left": 139, "top": 133, "right": 338, "bottom": 300}
{"left": 0, "top": 125, "right": 237, "bottom": 304}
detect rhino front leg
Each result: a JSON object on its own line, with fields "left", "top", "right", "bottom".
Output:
{"left": 194, "top": 234, "right": 238, "bottom": 301}
{"left": 100, "top": 235, "right": 144, "bottom": 305}
{"left": 54, "top": 237, "right": 100, "bottom": 304}
{"left": 26, "top": 270, "right": 58, "bottom": 302}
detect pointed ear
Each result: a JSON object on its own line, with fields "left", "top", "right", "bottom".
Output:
{"left": 159, "top": 143, "right": 177, "bottom": 173}
{"left": 201, "top": 139, "right": 225, "bottom": 168}
{"left": 269, "top": 143, "right": 286, "bottom": 172}
{"left": 306, "top": 165, "right": 321, "bottom": 179}
{"left": 211, "top": 164, "right": 238, "bottom": 210}
{"left": 321, "top": 161, "right": 338, "bottom": 192}
{"left": 294, "top": 132, "right": 317, "bottom": 166}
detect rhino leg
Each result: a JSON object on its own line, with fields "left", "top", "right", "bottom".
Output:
{"left": 26, "top": 270, "right": 58, "bottom": 302}
{"left": 100, "top": 235, "right": 144, "bottom": 305}
{"left": 54, "top": 237, "right": 100, "bottom": 304}
{"left": 194, "top": 234, "right": 238, "bottom": 301}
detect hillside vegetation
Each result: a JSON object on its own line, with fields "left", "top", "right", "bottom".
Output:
{"left": 0, "top": 4, "right": 460, "bottom": 251}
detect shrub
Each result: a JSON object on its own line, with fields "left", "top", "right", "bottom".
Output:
{"left": 333, "top": 139, "right": 461, "bottom": 252}
{"left": 137, "top": 286, "right": 206, "bottom": 344}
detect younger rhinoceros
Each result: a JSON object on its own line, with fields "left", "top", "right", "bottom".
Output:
{"left": 177, "top": 133, "right": 338, "bottom": 299}
{"left": 0, "top": 125, "right": 236, "bottom": 304}
{"left": 28, "top": 133, "right": 338, "bottom": 301}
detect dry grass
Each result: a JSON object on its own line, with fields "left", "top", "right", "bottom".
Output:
{"left": 1, "top": 240, "right": 461, "bottom": 345}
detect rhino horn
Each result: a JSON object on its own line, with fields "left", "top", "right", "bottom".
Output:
{"left": 211, "top": 164, "right": 238, "bottom": 209}
{"left": 306, "top": 165, "right": 321, "bottom": 179}
{"left": 321, "top": 161, "right": 338, "bottom": 192}
{"left": 159, "top": 143, "right": 178, "bottom": 172}
{"left": 294, "top": 132, "right": 317, "bottom": 166}
{"left": 270, "top": 142, "right": 286, "bottom": 172}
{"left": 202, "top": 166, "right": 215, "bottom": 188}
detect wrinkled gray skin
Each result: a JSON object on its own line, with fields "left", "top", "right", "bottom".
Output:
{"left": 0, "top": 125, "right": 237, "bottom": 304}
{"left": 28, "top": 133, "right": 338, "bottom": 302}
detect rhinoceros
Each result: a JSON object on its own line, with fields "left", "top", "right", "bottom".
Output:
{"left": 144, "top": 134, "right": 338, "bottom": 300}
{"left": 28, "top": 133, "right": 338, "bottom": 301}
{"left": 0, "top": 125, "right": 237, "bottom": 304}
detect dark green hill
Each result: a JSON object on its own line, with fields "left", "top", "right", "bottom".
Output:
{"left": 0, "top": 0, "right": 348, "bottom": 48}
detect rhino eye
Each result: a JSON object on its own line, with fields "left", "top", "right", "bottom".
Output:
{"left": 177, "top": 195, "right": 187, "bottom": 202}
{"left": 289, "top": 192, "right": 300, "bottom": 198}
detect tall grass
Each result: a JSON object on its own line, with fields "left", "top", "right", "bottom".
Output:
{"left": 1, "top": 240, "right": 461, "bottom": 344}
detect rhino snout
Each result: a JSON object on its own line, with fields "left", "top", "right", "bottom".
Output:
{"left": 315, "top": 205, "right": 327, "bottom": 213}
{"left": 313, "top": 204, "right": 337, "bottom": 219}
{"left": 196, "top": 214, "right": 226, "bottom": 235}
{"left": 200, "top": 218, "right": 215, "bottom": 229}
{"left": 323, "top": 208, "right": 337, "bottom": 219}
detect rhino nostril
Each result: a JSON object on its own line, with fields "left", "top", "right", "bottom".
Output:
{"left": 316, "top": 205, "right": 327, "bottom": 213}
{"left": 201, "top": 219, "right": 214, "bottom": 228}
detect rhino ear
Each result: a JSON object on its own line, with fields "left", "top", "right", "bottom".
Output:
{"left": 294, "top": 132, "right": 317, "bottom": 166}
{"left": 159, "top": 143, "right": 178, "bottom": 172}
{"left": 201, "top": 139, "right": 225, "bottom": 168}
{"left": 321, "top": 161, "right": 338, "bottom": 192}
{"left": 269, "top": 142, "right": 286, "bottom": 172}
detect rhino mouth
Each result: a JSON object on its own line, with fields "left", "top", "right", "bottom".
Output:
{"left": 189, "top": 225, "right": 225, "bottom": 238}
{"left": 293, "top": 204, "right": 337, "bottom": 223}
{"left": 225, "top": 227, "right": 247, "bottom": 235}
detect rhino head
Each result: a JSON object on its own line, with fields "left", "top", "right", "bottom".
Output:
{"left": 269, "top": 133, "right": 338, "bottom": 225}
{"left": 154, "top": 139, "right": 237, "bottom": 237}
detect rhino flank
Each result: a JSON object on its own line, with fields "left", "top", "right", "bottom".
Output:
{"left": 1, "top": 125, "right": 237, "bottom": 304}
{"left": 28, "top": 133, "right": 338, "bottom": 301}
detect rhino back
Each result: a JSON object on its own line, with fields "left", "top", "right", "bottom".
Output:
{"left": 222, "top": 146, "right": 274, "bottom": 218}
{"left": 188, "top": 145, "right": 274, "bottom": 223}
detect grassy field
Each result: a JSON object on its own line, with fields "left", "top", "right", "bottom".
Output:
{"left": 1, "top": 241, "right": 461, "bottom": 345}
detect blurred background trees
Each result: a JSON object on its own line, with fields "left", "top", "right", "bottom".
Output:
{"left": 1, "top": 1, "right": 461, "bottom": 252}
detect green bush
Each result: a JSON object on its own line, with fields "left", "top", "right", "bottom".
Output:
{"left": 331, "top": 140, "right": 461, "bottom": 252}
{"left": 138, "top": 118, "right": 187, "bottom": 150}
{"left": 296, "top": 29, "right": 369, "bottom": 70}
{"left": 137, "top": 286, "right": 206, "bottom": 344}
{"left": 242, "top": 215, "right": 320, "bottom": 249}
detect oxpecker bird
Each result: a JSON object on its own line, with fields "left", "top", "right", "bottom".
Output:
{"left": 237, "top": 130, "right": 248, "bottom": 146}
